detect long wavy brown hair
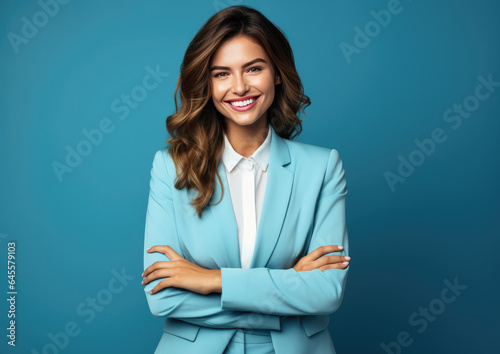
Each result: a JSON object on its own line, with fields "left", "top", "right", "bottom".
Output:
{"left": 166, "top": 5, "right": 311, "bottom": 218}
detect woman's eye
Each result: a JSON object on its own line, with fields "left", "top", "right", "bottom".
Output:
{"left": 213, "top": 67, "right": 262, "bottom": 77}
{"left": 248, "top": 67, "right": 262, "bottom": 73}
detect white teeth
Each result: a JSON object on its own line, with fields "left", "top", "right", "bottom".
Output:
{"left": 229, "top": 98, "right": 256, "bottom": 107}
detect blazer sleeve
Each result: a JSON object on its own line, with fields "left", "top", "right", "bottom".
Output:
{"left": 220, "top": 149, "right": 349, "bottom": 316}
{"left": 143, "top": 150, "right": 281, "bottom": 330}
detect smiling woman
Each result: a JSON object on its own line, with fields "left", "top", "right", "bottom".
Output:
{"left": 142, "top": 5, "right": 350, "bottom": 354}
{"left": 210, "top": 37, "right": 280, "bottom": 124}
{"left": 164, "top": 5, "right": 312, "bottom": 216}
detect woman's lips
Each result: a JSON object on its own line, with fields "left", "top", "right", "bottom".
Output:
{"left": 224, "top": 95, "right": 260, "bottom": 112}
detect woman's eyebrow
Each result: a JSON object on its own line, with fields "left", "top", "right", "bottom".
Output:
{"left": 210, "top": 58, "right": 267, "bottom": 72}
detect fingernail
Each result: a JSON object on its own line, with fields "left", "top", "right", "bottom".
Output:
{"left": 344, "top": 256, "right": 351, "bottom": 261}
{"left": 342, "top": 261, "right": 349, "bottom": 265}
{"left": 338, "top": 246, "right": 343, "bottom": 249}
{"left": 141, "top": 280, "right": 144, "bottom": 285}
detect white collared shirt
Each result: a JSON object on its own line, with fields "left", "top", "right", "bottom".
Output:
{"left": 221, "top": 125, "right": 272, "bottom": 269}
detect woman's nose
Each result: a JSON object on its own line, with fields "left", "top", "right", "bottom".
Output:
{"left": 232, "top": 74, "right": 249, "bottom": 95}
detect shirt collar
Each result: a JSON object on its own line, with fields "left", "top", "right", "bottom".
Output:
{"left": 222, "top": 123, "right": 272, "bottom": 173}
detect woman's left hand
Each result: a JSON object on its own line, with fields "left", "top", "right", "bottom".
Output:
{"left": 142, "top": 245, "right": 221, "bottom": 295}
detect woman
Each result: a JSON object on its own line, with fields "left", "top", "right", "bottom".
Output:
{"left": 142, "top": 5, "right": 350, "bottom": 354}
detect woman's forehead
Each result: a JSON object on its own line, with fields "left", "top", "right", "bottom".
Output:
{"left": 211, "top": 35, "right": 269, "bottom": 65}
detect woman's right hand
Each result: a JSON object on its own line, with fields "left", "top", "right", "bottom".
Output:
{"left": 293, "top": 245, "right": 350, "bottom": 272}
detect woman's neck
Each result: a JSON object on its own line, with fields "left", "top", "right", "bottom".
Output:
{"left": 225, "top": 119, "right": 269, "bottom": 158}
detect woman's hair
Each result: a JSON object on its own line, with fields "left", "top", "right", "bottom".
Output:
{"left": 166, "top": 5, "right": 311, "bottom": 218}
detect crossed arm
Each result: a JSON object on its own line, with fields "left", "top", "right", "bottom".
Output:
{"left": 142, "top": 149, "right": 349, "bottom": 328}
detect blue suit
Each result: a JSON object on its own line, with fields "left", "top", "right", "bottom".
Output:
{"left": 143, "top": 125, "right": 349, "bottom": 353}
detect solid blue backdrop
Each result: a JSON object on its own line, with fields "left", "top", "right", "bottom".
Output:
{"left": 1, "top": 0, "right": 499, "bottom": 353}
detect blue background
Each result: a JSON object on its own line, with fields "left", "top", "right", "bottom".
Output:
{"left": 1, "top": 0, "right": 499, "bottom": 353}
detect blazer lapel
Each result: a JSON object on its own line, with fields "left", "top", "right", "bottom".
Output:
{"left": 209, "top": 126, "right": 294, "bottom": 269}
{"left": 210, "top": 161, "right": 242, "bottom": 268}
{"left": 250, "top": 126, "right": 293, "bottom": 268}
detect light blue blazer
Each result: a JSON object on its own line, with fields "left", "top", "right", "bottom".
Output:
{"left": 143, "top": 125, "right": 349, "bottom": 354}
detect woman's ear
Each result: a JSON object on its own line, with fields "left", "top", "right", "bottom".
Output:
{"left": 275, "top": 74, "right": 282, "bottom": 85}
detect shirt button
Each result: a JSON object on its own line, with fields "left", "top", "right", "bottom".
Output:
{"left": 243, "top": 159, "right": 254, "bottom": 171}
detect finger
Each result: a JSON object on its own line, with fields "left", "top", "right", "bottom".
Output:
{"left": 150, "top": 278, "right": 174, "bottom": 294}
{"left": 313, "top": 245, "right": 344, "bottom": 258}
{"left": 142, "top": 261, "right": 171, "bottom": 277}
{"left": 147, "top": 245, "right": 183, "bottom": 261}
{"left": 317, "top": 262, "right": 349, "bottom": 271}
{"left": 307, "top": 245, "right": 344, "bottom": 261}
{"left": 313, "top": 255, "right": 350, "bottom": 268}
{"left": 327, "top": 255, "right": 350, "bottom": 263}
{"left": 142, "top": 268, "right": 173, "bottom": 286}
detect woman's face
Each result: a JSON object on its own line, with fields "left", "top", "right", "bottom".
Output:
{"left": 210, "top": 34, "right": 281, "bottom": 131}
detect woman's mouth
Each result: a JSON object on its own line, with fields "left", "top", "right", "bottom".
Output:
{"left": 224, "top": 95, "right": 260, "bottom": 112}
